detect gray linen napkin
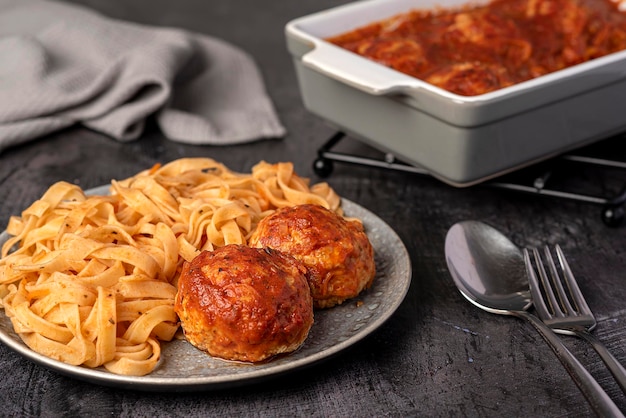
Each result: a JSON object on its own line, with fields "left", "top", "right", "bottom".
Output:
{"left": 0, "top": 0, "right": 286, "bottom": 152}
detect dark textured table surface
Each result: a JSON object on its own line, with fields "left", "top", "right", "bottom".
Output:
{"left": 1, "top": 1, "right": 626, "bottom": 417}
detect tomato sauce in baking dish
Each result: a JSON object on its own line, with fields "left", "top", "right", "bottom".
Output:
{"left": 326, "top": 0, "right": 626, "bottom": 96}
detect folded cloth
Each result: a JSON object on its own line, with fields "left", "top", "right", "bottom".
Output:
{"left": 0, "top": 0, "right": 286, "bottom": 152}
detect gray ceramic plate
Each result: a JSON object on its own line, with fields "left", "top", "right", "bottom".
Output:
{"left": 0, "top": 186, "right": 411, "bottom": 391}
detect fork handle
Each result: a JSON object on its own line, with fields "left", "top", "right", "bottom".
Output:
{"left": 576, "top": 330, "right": 626, "bottom": 396}
{"left": 515, "top": 311, "right": 625, "bottom": 418}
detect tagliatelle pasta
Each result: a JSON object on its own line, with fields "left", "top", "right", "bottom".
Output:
{"left": 0, "top": 158, "right": 341, "bottom": 376}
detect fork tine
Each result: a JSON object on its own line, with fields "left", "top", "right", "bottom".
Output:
{"left": 532, "top": 247, "right": 564, "bottom": 317}
{"left": 523, "top": 248, "right": 552, "bottom": 316}
{"left": 541, "top": 245, "right": 577, "bottom": 317}
{"left": 555, "top": 244, "right": 594, "bottom": 318}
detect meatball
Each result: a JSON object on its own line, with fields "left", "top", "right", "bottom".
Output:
{"left": 174, "top": 245, "right": 314, "bottom": 363}
{"left": 248, "top": 204, "right": 376, "bottom": 309}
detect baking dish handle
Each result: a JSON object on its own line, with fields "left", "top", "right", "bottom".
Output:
{"left": 302, "top": 42, "right": 420, "bottom": 96}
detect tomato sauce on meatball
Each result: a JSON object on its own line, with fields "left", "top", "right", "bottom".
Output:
{"left": 249, "top": 204, "right": 376, "bottom": 309}
{"left": 174, "top": 245, "right": 314, "bottom": 363}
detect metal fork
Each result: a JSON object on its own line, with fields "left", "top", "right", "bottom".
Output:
{"left": 524, "top": 245, "right": 626, "bottom": 395}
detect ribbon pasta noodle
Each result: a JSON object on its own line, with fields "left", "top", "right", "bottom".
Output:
{"left": 0, "top": 158, "right": 341, "bottom": 376}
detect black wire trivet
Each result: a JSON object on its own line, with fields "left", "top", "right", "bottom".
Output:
{"left": 313, "top": 131, "right": 626, "bottom": 227}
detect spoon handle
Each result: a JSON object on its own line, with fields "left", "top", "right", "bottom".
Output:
{"left": 516, "top": 311, "right": 624, "bottom": 418}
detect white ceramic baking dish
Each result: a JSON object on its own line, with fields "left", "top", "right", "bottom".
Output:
{"left": 285, "top": 0, "right": 626, "bottom": 186}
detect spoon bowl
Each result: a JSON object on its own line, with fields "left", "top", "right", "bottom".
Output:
{"left": 445, "top": 220, "right": 530, "bottom": 314}
{"left": 444, "top": 220, "right": 623, "bottom": 417}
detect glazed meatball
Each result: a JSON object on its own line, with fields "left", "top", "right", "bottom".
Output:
{"left": 174, "top": 245, "right": 314, "bottom": 363}
{"left": 248, "top": 204, "right": 376, "bottom": 309}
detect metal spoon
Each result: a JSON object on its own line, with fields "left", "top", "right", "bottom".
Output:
{"left": 445, "top": 220, "right": 623, "bottom": 418}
